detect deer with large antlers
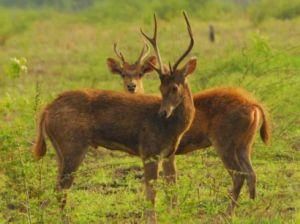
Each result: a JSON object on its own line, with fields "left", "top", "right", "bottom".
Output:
{"left": 113, "top": 13, "right": 271, "bottom": 215}
{"left": 33, "top": 12, "right": 197, "bottom": 223}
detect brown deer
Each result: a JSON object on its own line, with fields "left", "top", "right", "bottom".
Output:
{"left": 107, "top": 42, "right": 156, "bottom": 93}
{"left": 33, "top": 13, "right": 197, "bottom": 223}
{"left": 112, "top": 18, "right": 271, "bottom": 216}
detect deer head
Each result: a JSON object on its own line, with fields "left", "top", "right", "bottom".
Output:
{"left": 107, "top": 43, "right": 157, "bottom": 93}
{"left": 141, "top": 12, "right": 197, "bottom": 118}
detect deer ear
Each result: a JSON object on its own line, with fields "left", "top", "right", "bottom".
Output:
{"left": 181, "top": 57, "right": 197, "bottom": 77}
{"left": 107, "top": 58, "right": 122, "bottom": 74}
{"left": 141, "top": 56, "right": 157, "bottom": 74}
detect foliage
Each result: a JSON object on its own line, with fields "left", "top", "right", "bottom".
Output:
{"left": 204, "top": 32, "right": 292, "bottom": 80}
{"left": 248, "top": 0, "right": 300, "bottom": 24}
{"left": 3, "top": 57, "right": 28, "bottom": 78}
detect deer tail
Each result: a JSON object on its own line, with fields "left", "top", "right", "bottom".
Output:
{"left": 254, "top": 104, "right": 271, "bottom": 145}
{"left": 33, "top": 110, "right": 47, "bottom": 160}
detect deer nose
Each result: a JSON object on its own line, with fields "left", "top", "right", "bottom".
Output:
{"left": 128, "top": 83, "right": 136, "bottom": 88}
{"left": 127, "top": 83, "right": 136, "bottom": 92}
{"left": 159, "top": 110, "right": 167, "bottom": 118}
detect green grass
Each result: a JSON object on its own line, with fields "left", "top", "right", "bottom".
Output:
{"left": 0, "top": 4, "right": 300, "bottom": 224}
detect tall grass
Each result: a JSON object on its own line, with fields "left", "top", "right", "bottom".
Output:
{"left": 248, "top": 0, "right": 300, "bottom": 24}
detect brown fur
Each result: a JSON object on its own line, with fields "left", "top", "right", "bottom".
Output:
{"left": 177, "top": 87, "right": 270, "bottom": 154}
{"left": 34, "top": 111, "right": 47, "bottom": 159}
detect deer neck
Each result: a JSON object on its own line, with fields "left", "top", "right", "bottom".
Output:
{"left": 137, "top": 81, "right": 144, "bottom": 94}
{"left": 162, "top": 83, "right": 195, "bottom": 157}
{"left": 172, "top": 83, "right": 195, "bottom": 133}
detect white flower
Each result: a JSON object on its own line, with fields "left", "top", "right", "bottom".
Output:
{"left": 21, "top": 65, "right": 28, "bottom": 73}
{"left": 11, "top": 57, "right": 20, "bottom": 65}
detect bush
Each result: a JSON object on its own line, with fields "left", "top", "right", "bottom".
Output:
{"left": 3, "top": 57, "right": 28, "bottom": 79}
{"left": 206, "top": 32, "right": 292, "bottom": 78}
{"left": 0, "top": 7, "right": 49, "bottom": 45}
{"left": 83, "top": 0, "right": 242, "bottom": 24}
{"left": 249, "top": 0, "right": 300, "bottom": 24}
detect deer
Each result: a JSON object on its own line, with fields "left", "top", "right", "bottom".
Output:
{"left": 107, "top": 42, "right": 156, "bottom": 94}
{"left": 33, "top": 12, "right": 197, "bottom": 224}
{"left": 109, "top": 14, "right": 271, "bottom": 216}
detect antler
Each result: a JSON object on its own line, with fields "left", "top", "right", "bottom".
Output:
{"left": 136, "top": 43, "right": 150, "bottom": 65}
{"left": 140, "top": 14, "right": 163, "bottom": 73}
{"left": 113, "top": 42, "right": 125, "bottom": 64}
{"left": 172, "top": 11, "right": 194, "bottom": 72}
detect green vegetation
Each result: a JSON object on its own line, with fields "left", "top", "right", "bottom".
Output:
{"left": 248, "top": 0, "right": 300, "bottom": 24}
{"left": 0, "top": 1, "right": 299, "bottom": 223}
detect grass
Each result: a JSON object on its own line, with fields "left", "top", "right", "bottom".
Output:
{"left": 0, "top": 3, "right": 300, "bottom": 224}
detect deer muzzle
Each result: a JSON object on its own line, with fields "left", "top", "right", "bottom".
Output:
{"left": 159, "top": 105, "right": 174, "bottom": 119}
{"left": 127, "top": 83, "right": 137, "bottom": 93}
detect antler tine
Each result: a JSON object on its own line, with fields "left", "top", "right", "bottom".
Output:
{"left": 173, "top": 11, "right": 194, "bottom": 72}
{"left": 136, "top": 43, "right": 150, "bottom": 65}
{"left": 113, "top": 42, "right": 125, "bottom": 64}
{"left": 168, "top": 62, "right": 173, "bottom": 73}
{"left": 140, "top": 14, "right": 163, "bottom": 73}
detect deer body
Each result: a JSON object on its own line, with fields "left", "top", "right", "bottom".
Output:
{"left": 176, "top": 87, "right": 269, "bottom": 154}
{"left": 35, "top": 88, "right": 194, "bottom": 174}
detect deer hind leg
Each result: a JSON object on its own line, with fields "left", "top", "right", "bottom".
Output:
{"left": 49, "top": 134, "right": 88, "bottom": 209}
{"left": 236, "top": 148, "right": 256, "bottom": 199}
{"left": 143, "top": 157, "right": 159, "bottom": 224}
{"left": 162, "top": 155, "right": 177, "bottom": 208}
{"left": 236, "top": 107, "right": 259, "bottom": 199}
{"left": 216, "top": 146, "right": 245, "bottom": 216}
{"left": 59, "top": 146, "right": 88, "bottom": 208}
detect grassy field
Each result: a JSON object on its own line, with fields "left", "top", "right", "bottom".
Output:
{"left": 0, "top": 1, "right": 300, "bottom": 223}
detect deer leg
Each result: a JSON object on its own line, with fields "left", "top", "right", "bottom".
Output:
{"left": 162, "top": 155, "right": 177, "bottom": 208}
{"left": 236, "top": 148, "right": 256, "bottom": 199}
{"left": 56, "top": 160, "right": 79, "bottom": 210}
{"left": 56, "top": 184, "right": 67, "bottom": 210}
{"left": 227, "top": 169, "right": 245, "bottom": 216}
{"left": 143, "top": 158, "right": 159, "bottom": 224}
{"left": 217, "top": 147, "right": 245, "bottom": 216}
{"left": 51, "top": 138, "right": 88, "bottom": 210}
{"left": 162, "top": 155, "right": 177, "bottom": 184}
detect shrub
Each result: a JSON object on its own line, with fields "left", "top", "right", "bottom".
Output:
{"left": 249, "top": 0, "right": 300, "bottom": 24}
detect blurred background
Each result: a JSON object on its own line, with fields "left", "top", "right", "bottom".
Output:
{"left": 0, "top": 1, "right": 299, "bottom": 223}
